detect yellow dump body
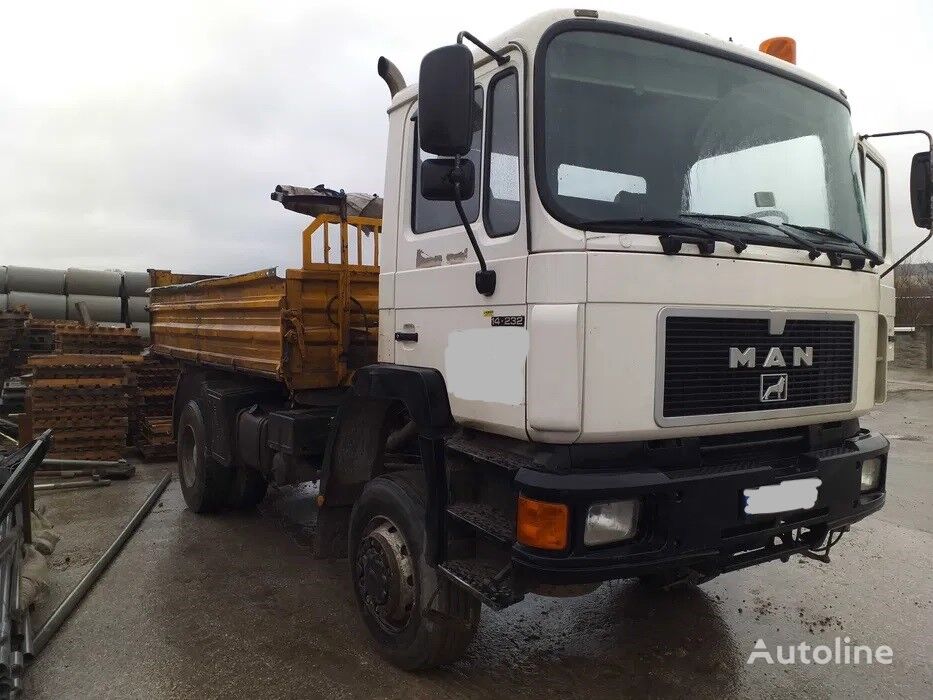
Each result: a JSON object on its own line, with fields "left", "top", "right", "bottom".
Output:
{"left": 149, "top": 214, "right": 380, "bottom": 391}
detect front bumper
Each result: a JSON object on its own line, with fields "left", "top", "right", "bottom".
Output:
{"left": 512, "top": 429, "right": 887, "bottom": 586}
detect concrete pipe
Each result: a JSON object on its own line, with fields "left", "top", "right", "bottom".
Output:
{"left": 5, "top": 267, "right": 65, "bottom": 295}
{"left": 131, "top": 322, "right": 150, "bottom": 340}
{"left": 66, "top": 295, "right": 122, "bottom": 323}
{"left": 0, "top": 294, "right": 7, "bottom": 312}
{"left": 65, "top": 268, "right": 121, "bottom": 297}
{"left": 7, "top": 292, "right": 67, "bottom": 320}
{"left": 126, "top": 296, "right": 149, "bottom": 322}
{"left": 122, "top": 271, "right": 150, "bottom": 297}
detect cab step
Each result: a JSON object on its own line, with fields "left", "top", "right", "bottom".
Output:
{"left": 438, "top": 558, "right": 524, "bottom": 610}
{"left": 446, "top": 434, "right": 536, "bottom": 473}
{"left": 446, "top": 502, "right": 513, "bottom": 546}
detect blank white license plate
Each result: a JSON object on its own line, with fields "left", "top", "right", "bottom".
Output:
{"left": 743, "top": 478, "right": 822, "bottom": 515}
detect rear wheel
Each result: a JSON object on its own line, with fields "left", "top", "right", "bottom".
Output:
{"left": 349, "top": 471, "right": 480, "bottom": 670}
{"left": 176, "top": 399, "right": 232, "bottom": 513}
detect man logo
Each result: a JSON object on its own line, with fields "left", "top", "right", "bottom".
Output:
{"left": 760, "top": 373, "right": 788, "bottom": 402}
{"left": 729, "top": 346, "right": 813, "bottom": 369}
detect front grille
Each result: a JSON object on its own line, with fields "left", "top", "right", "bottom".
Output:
{"left": 662, "top": 315, "right": 855, "bottom": 419}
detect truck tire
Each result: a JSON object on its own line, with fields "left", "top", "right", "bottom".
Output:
{"left": 176, "top": 399, "right": 232, "bottom": 513}
{"left": 349, "top": 471, "right": 480, "bottom": 670}
{"left": 227, "top": 466, "right": 268, "bottom": 509}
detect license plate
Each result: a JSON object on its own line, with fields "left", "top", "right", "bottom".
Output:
{"left": 743, "top": 478, "right": 822, "bottom": 515}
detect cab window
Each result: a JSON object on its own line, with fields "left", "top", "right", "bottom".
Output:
{"left": 412, "top": 87, "right": 483, "bottom": 233}
{"left": 484, "top": 70, "right": 521, "bottom": 236}
{"left": 863, "top": 154, "right": 885, "bottom": 254}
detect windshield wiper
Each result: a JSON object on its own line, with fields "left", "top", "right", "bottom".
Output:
{"left": 680, "top": 213, "right": 825, "bottom": 261}
{"left": 681, "top": 213, "right": 879, "bottom": 269}
{"left": 783, "top": 224, "right": 883, "bottom": 267}
{"left": 581, "top": 217, "right": 748, "bottom": 254}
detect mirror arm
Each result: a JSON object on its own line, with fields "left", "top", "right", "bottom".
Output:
{"left": 860, "top": 129, "right": 932, "bottom": 147}
{"left": 451, "top": 159, "right": 496, "bottom": 296}
{"left": 860, "top": 130, "right": 933, "bottom": 278}
{"left": 457, "top": 31, "right": 509, "bottom": 66}
{"left": 880, "top": 228, "right": 932, "bottom": 279}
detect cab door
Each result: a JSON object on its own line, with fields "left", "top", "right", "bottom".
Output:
{"left": 393, "top": 52, "right": 527, "bottom": 438}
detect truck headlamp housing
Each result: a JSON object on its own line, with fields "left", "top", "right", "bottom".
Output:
{"left": 860, "top": 458, "right": 882, "bottom": 492}
{"left": 584, "top": 499, "right": 639, "bottom": 547}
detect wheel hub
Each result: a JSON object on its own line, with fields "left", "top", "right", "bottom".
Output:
{"left": 179, "top": 425, "right": 197, "bottom": 488}
{"left": 360, "top": 545, "right": 390, "bottom": 606}
{"left": 355, "top": 520, "right": 415, "bottom": 632}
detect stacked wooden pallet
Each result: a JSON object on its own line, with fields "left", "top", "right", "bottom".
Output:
{"left": 25, "top": 354, "right": 142, "bottom": 461}
{"left": 131, "top": 354, "right": 179, "bottom": 461}
{"left": 55, "top": 325, "right": 143, "bottom": 355}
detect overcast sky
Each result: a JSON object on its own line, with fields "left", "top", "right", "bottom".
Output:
{"left": 1, "top": 0, "right": 930, "bottom": 274}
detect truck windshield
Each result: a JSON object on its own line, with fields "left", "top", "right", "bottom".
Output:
{"left": 538, "top": 30, "right": 870, "bottom": 248}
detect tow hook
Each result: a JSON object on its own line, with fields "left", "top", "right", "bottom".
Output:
{"left": 657, "top": 568, "right": 706, "bottom": 590}
{"left": 801, "top": 550, "right": 832, "bottom": 564}
{"left": 801, "top": 525, "right": 850, "bottom": 564}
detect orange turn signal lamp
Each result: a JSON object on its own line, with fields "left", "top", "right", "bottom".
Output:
{"left": 517, "top": 494, "right": 569, "bottom": 550}
{"left": 759, "top": 36, "right": 796, "bottom": 65}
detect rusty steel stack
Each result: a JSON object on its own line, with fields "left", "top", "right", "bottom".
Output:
{"left": 131, "top": 353, "right": 179, "bottom": 461}
{"left": 0, "top": 378, "right": 26, "bottom": 417}
{"left": 0, "top": 310, "right": 29, "bottom": 387}
{"left": 25, "top": 319, "right": 74, "bottom": 356}
{"left": 25, "top": 354, "right": 142, "bottom": 461}
{"left": 0, "top": 311, "right": 30, "bottom": 420}
{"left": 19, "top": 325, "right": 148, "bottom": 460}
{"left": 55, "top": 324, "right": 144, "bottom": 355}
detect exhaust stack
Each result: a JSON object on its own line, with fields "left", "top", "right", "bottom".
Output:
{"left": 377, "top": 56, "right": 406, "bottom": 97}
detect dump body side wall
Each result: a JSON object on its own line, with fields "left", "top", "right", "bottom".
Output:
{"left": 284, "top": 268, "right": 378, "bottom": 389}
{"left": 149, "top": 214, "right": 380, "bottom": 392}
{"left": 150, "top": 268, "right": 287, "bottom": 381}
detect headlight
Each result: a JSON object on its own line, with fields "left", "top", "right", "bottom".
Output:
{"left": 860, "top": 458, "right": 882, "bottom": 492}
{"left": 584, "top": 499, "right": 639, "bottom": 546}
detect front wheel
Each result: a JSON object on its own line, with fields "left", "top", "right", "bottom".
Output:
{"left": 349, "top": 471, "right": 480, "bottom": 670}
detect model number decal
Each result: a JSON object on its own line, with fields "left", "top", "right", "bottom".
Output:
{"left": 491, "top": 315, "right": 525, "bottom": 327}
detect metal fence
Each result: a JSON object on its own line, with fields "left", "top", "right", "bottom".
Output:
{"left": 0, "top": 429, "right": 52, "bottom": 697}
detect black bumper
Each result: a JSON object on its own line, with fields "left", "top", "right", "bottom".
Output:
{"left": 512, "top": 430, "right": 887, "bottom": 586}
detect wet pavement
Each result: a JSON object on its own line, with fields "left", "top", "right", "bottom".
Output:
{"left": 25, "top": 374, "right": 933, "bottom": 699}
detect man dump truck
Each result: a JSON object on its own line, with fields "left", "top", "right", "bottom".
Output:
{"left": 150, "top": 9, "right": 933, "bottom": 669}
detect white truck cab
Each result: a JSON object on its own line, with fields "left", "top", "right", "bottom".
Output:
{"left": 377, "top": 10, "right": 920, "bottom": 447}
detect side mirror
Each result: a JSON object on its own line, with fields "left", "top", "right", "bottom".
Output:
{"left": 420, "top": 158, "right": 475, "bottom": 201}
{"left": 418, "top": 44, "right": 474, "bottom": 156}
{"left": 419, "top": 158, "right": 493, "bottom": 295}
{"left": 910, "top": 151, "right": 932, "bottom": 229}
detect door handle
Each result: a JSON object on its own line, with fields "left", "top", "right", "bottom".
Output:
{"left": 395, "top": 331, "right": 419, "bottom": 342}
